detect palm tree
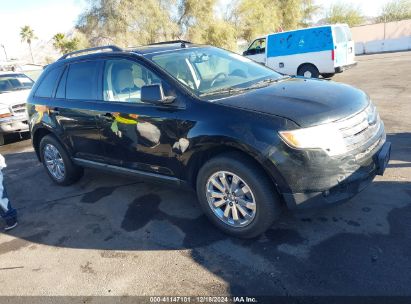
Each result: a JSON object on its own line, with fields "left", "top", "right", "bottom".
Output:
{"left": 53, "top": 33, "right": 66, "bottom": 54}
{"left": 20, "top": 25, "right": 36, "bottom": 63}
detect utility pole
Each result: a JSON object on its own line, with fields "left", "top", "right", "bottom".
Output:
{"left": 0, "top": 44, "right": 8, "bottom": 61}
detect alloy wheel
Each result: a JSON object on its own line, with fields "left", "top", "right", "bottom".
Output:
{"left": 206, "top": 171, "right": 256, "bottom": 227}
{"left": 43, "top": 143, "right": 65, "bottom": 180}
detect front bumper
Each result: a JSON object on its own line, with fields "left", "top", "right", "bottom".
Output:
{"left": 282, "top": 141, "right": 391, "bottom": 210}
{"left": 0, "top": 116, "right": 29, "bottom": 133}
{"left": 335, "top": 62, "right": 357, "bottom": 73}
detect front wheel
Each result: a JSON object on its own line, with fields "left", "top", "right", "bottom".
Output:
{"left": 196, "top": 152, "right": 282, "bottom": 238}
{"left": 39, "top": 135, "right": 83, "bottom": 185}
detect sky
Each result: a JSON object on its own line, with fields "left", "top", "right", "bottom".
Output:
{"left": 0, "top": 0, "right": 390, "bottom": 61}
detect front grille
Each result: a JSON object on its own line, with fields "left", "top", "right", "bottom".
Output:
{"left": 335, "top": 104, "right": 382, "bottom": 153}
{"left": 11, "top": 103, "right": 27, "bottom": 115}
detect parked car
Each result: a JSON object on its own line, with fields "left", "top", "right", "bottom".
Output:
{"left": 27, "top": 42, "right": 390, "bottom": 238}
{"left": 243, "top": 24, "right": 356, "bottom": 78}
{"left": 0, "top": 72, "right": 34, "bottom": 145}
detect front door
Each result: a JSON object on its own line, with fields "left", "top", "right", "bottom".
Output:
{"left": 243, "top": 38, "right": 266, "bottom": 64}
{"left": 96, "top": 58, "right": 181, "bottom": 177}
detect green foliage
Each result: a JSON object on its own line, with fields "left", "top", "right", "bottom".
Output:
{"left": 76, "top": 0, "right": 321, "bottom": 52}
{"left": 377, "top": 0, "right": 411, "bottom": 22}
{"left": 52, "top": 33, "right": 86, "bottom": 54}
{"left": 77, "top": 0, "right": 178, "bottom": 47}
{"left": 199, "top": 21, "right": 238, "bottom": 51}
{"left": 234, "top": 0, "right": 280, "bottom": 42}
{"left": 300, "top": 0, "right": 321, "bottom": 27}
{"left": 20, "top": 25, "right": 36, "bottom": 44}
{"left": 325, "top": 2, "right": 364, "bottom": 26}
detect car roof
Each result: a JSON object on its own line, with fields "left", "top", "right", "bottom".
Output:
{"left": 54, "top": 41, "right": 208, "bottom": 66}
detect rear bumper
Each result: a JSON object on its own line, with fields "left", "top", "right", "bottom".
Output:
{"left": 335, "top": 62, "right": 357, "bottom": 73}
{"left": 0, "top": 116, "right": 29, "bottom": 133}
{"left": 283, "top": 141, "right": 391, "bottom": 210}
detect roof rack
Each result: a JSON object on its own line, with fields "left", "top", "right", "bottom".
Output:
{"left": 149, "top": 40, "right": 192, "bottom": 45}
{"left": 58, "top": 45, "right": 123, "bottom": 61}
{"left": 148, "top": 40, "right": 192, "bottom": 48}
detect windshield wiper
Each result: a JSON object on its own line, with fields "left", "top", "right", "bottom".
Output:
{"left": 247, "top": 76, "right": 291, "bottom": 89}
{"left": 200, "top": 87, "right": 245, "bottom": 97}
{"left": 200, "top": 76, "right": 291, "bottom": 98}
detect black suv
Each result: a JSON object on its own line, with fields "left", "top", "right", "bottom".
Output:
{"left": 28, "top": 42, "right": 391, "bottom": 238}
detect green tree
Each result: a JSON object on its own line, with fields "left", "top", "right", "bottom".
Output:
{"left": 53, "top": 33, "right": 81, "bottom": 54}
{"left": 77, "top": 0, "right": 178, "bottom": 47}
{"left": 300, "top": 0, "right": 321, "bottom": 27}
{"left": 325, "top": 2, "right": 364, "bottom": 26}
{"left": 377, "top": 0, "right": 411, "bottom": 22}
{"left": 278, "top": 0, "right": 303, "bottom": 30}
{"left": 235, "top": 0, "right": 281, "bottom": 42}
{"left": 20, "top": 25, "right": 36, "bottom": 63}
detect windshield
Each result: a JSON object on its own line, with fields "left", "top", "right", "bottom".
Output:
{"left": 148, "top": 47, "right": 282, "bottom": 97}
{"left": 0, "top": 74, "right": 34, "bottom": 94}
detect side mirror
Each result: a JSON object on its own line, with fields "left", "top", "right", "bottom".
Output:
{"left": 141, "top": 84, "right": 175, "bottom": 104}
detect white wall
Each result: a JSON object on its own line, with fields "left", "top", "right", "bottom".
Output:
{"left": 352, "top": 19, "right": 411, "bottom": 55}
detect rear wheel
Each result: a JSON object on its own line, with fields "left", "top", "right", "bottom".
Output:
{"left": 297, "top": 64, "right": 320, "bottom": 78}
{"left": 0, "top": 134, "right": 4, "bottom": 146}
{"left": 196, "top": 152, "right": 282, "bottom": 238}
{"left": 39, "top": 135, "right": 83, "bottom": 185}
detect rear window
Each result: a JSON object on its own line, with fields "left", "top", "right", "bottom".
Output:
{"left": 335, "top": 27, "right": 347, "bottom": 44}
{"left": 343, "top": 26, "right": 352, "bottom": 41}
{"left": 66, "top": 61, "right": 100, "bottom": 100}
{"left": 35, "top": 67, "right": 64, "bottom": 98}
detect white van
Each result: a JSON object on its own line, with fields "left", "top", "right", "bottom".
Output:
{"left": 243, "top": 24, "right": 356, "bottom": 78}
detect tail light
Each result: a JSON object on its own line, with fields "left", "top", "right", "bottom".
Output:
{"left": 331, "top": 50, "right": 335, "bottom": 61}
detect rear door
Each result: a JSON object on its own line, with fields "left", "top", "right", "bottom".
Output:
{"left": 333, "top": 25, "right": 348, "bottom": 67}
{"left": 53, "top": 60, "right": 105, "bottom": 161}
{"left": 343, "top": 25, "right": 355, "bottom": 64}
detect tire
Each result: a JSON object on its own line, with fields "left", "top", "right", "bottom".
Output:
{"left": 39, "top": 135, "right": 83, "bottom": 185}
{"left": 0, "top": 134, "right": 4, "bottom": 146}
{"left": 297, "top": 64, "right": 320, "bottom": 78}
{"left": 321, "top": 73, "right": 335, "bottom": 79}
{"left": 196, "top": 152, "right": 282, "bottom": 238}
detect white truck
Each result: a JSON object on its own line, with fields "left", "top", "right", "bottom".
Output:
{"left": 243, "top": 24, "right": 356, "bottom": 78}
{"left": 0, "top": 72, "right": 34, "bottom": 145}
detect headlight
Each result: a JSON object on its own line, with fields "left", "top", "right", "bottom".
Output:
{"left": 0, "top": 107, "right": 11, "bottom": 119}
{"left": 279, "top": 123, "right": 347, "bottom": 156}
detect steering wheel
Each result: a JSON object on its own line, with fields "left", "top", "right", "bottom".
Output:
{"left": 210, "top": 72, "right": 228, "bottom": 87}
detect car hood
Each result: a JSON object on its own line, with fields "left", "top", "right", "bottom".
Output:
{"left": 215, "top": 78, "right": 370, "bottom": 128}
{"left": 0, "top": 89, "right": 30, "bottom": 108}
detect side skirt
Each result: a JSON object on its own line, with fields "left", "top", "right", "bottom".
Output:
{"left": 72, "top": 158, "right": 190, "bottom": 189}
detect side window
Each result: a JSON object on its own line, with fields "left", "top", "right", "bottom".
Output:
{"left": 35, "top": 66, "right": 64, "bottom": 98}
{"left": 247, "top": 38, "right": 266, "bottom": 55}
{"left": 55, "top": 66, "right": 68, "bottom": 99}
{"left": 103, "top": 59, "right": 161, "bottom": 103}
{"left": 66, "top": 61, "right": 100, "bottom": 100}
